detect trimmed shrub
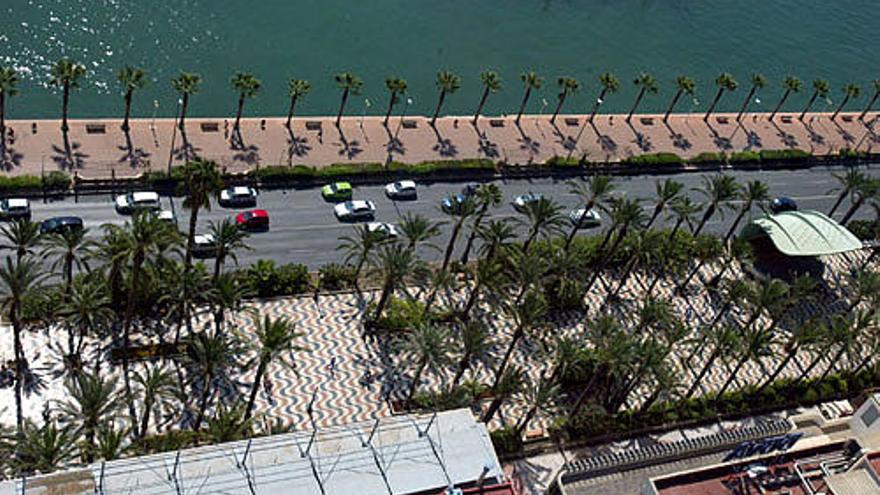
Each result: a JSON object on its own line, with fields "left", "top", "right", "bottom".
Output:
{"left": 0, "top": 173, "right": 70, "bottom": 193}
{"left": 545, "top": 155, "right": 582, "bottom": 168}
{"left": 242, "top": 259, "right": 310, "bottom": 298}
{"left": 43, "top": 171, "right": 71, "bottom": 190}
{"left": 371, "top": 297, "right": 428, "bottom": 332}
{"left": 318, "top": 263, "right": 358, "bottom": 291}
{"left": 759, "top": 149, "right": 810, "bottom": 161}
{"left": 728, "top": 151, "right": 761, "bottom": 163}
{"left": 623, "top": 152, "right": 684, "bottom": 166}
{"left": 490, "top": 426, "right": 524, "bottom": 456}
{"left": 689, "top": 152, "right": 726, "bottom": 164}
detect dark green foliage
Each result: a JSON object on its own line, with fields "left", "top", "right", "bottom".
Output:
{"left": 758, "top": 149, "right": 810, "bottom": 161}
{"left": 689, "top": 151, "right": 726, "bottom": 163}
{"left": 728, "top": 151, "right": 761, "bottom": 163}
{"left": 623, "top": 152, "right": 684, "bottom": 165}
{"left": 240, "top": 259, "right": 310, "bottom": 298}
{"left": 0, "top": 172, "right": 70, "bottom": 193}
{"left": 370, "top": 296, "right": 428, "bottom": 332}
{"left": 491, "top": 426, "right": 524, "bottom": 455}
{"left": 318, "top": 263, "right": 358, "bottom": 291}
{"left": 847, "top": 219, "right": 880, "bottom": 241}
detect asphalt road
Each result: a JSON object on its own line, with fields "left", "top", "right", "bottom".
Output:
{"left": 27, "top": 164, "right": 879, "bottom": 270}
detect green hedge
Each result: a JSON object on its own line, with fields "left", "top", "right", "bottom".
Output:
{"left": 544, "top": 155, "right": 582, "bottom": 168}
{"left": 623, "top": 152, "right": 684, "bottom": 165}
{"left": 252, "top": 159, "right": 496, "bottom": 183}
{"left": 318, "top": 263, "right": 358, "bottom": 291}
{"left": 370, "top": 297, "right": 428, "bottom": 332}
{"left": 847, "top": 219, "right": 880, "bottom": 241}
{"left": 689, "top": 151, "right": 726, "bottom": 163}
{"left": 728, "top": 150, "right": 761, "bottom": 163}
{"left": 0, "top": 172, "right": 70, "bottom": 193}
{"left": 759, "top": 149, "right": 810, "bottom": 161}
{"left": 240, "top": 260, "right": 310, "bottom": 298}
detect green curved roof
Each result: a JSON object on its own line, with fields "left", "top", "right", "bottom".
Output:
{"left": 740, "top": 210, "right": 863, "bottom": 256}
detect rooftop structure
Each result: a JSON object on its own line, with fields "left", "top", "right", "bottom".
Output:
{"left": 740, "top": 210, "right": 863, "bottom": 257}
{"left": 2, "top": 408, "right": 508, "bottom": 495}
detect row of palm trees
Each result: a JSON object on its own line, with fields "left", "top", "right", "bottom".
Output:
{"left": 2, "top": 62, "right": 879, "bottom": 147}
{"left": 336, "top": 167, "right": 880, "bottom": 435}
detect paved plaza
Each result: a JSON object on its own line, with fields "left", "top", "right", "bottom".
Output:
{"left": 0, "top": 111, "right": 878, "bottom": 179}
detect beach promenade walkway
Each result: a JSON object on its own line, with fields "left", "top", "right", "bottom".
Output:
{"left": 0, "top": 111, "right": 877, "bottom": 180}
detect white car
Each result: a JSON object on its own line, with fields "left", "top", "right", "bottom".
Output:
{"left": 158, "top": 209, "right": 176, "bottom": 224}
{"left": 0, "top": 198, "right": 31, "bottom": 220}
{"left": 115, "top": 191, "right": 160, "bottom": 214}
{"left": 569, "top": 207, "right": 601, "bottom": 229}
{"left": 219, "top": 186, "right": 257, "bottom": 207}
{"left": 192, "top": 234, "right": 217, "bottom": 258}
{"left": 512, "top": 193, "right": 543, "bottom": 212}
{"left": 385, "top": 180, "right": 417, "bottom": 200}
{"left": 334, "top": 200, "right": 376, "bottom": 222}
{"left": 367, "top": 222, "right": 399, "bottom": 239}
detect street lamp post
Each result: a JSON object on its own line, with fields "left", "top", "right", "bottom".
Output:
{"left": 395, "top": 97, "right": 414, "bottom": 139}
{"left": 151, "top": 99, "right": 159, "bottom": 146}
{"left": 167, "top": 98, "right": 183, "bottom": 173}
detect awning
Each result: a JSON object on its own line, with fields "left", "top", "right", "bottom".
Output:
{"left": 740, "top": 210, "right": 863, "bottom": 256}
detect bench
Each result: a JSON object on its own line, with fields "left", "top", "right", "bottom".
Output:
{"left": 85, "top": 123, "right": 106, "bottom": 134}
{"left": 781, "top": 116, "right": 793, "bottom": 124}
{"left": 842, "top": 115, "right": 854, "bottom": 122}
{"left": 305, "top": 121, "right": 323, "bottom": 131}
{"left": 716, "top": 116, "right": 730, "bottom": 125}
{"left": 200, "top": 122, "right": 219, "bottom": 132}
{"left": 489, "top": 119, "right": 505, "bottom": 128}
{"left": 564, "top": 117, "right": 580, "bottom": 127}
{"left": 402, "top": 120, "right": 418, "bottom": 129}
{"left": 640, "top": 117, "right": 655, "bottom": 125}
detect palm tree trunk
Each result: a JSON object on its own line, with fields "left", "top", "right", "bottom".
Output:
{"left": 769, "top": 91, "right": 790, "bottom": 120}
{"left": 122, "top": 90, "right": 133, "bottom": 132}
{"left": 724, "top": 206, "right": 749, "bottom": 242}
{"left": 179, "top": 93, "right": 189, "bottom": 131}
{"left": 516, "top": 87, "right": 531, "bottom": 124}
{"left": 665, "top": 90, "right": 684, "bottom": 122}
{"left": 589, "top": 89, "right": 608, "bottom": 122}
{"left": 626, "top": 88, "right": 646, "bottom": 122}
{"left": 798, "top": 345, "right": 831, "bottom": 383}
{"left": 431, "top": 90, "right": 447, "bottom": 126}
{"left": 692, "top": 205, "right": 716, "bottom": 237}
{"left": 800, "top": 91, "right": 819, "bottom": 120}
{"left": 12, "top": 312, "right": 23, "bottom": 436}
{"left": 716, "top": 358, "right": 746, "bottom": 397}
{"left": 832, "top": 95, "right": 851, "bottom": 120}
{"left": 286, "top": 96, "right": 297, "bottom": 128}
{"left": 861, "top": 91, "right": 880, "bottom": 120}
{"left": 551, "top": 92, "right": 566, "bottom": 124}
{"left": 140, "top": 395, "right": 154, "bottom": 438}
{"left": 515, "top": 405, "right": 538, "bottom": 437}
{"left": 61, "top": 84, "right": 70, "bottom": 132}
{"left": 758, "top": 347, "right": 796, "bottom": 392}
{"left": 840, "top": 198, "right": 864, "bottom": 225}
{"left": 384, "top": 91, "right": 396, "bottom": 127}
{"left": 213, "top": 253, "right": 224, "bottom": 281}
{"left": 244, "top": 359, "right": 268, "bottom": 420}
{"left": 442, "top": 220, "right": 464, "bottom": 271}
{"left": 460, "top": 211, "right": 486, "bottom": 265}
{"left": 818, "top": 346, "right": 847, "bottom": 382}
{"left": 684, "top": 349, "right": 719, "bottom": 399}
{"left": 0, "top": 91, "right": 5, "bottom": 147}
{"left": 462, "top": 278, "right": 482, "bottom": 319}
{"left": 737, "top": 87, "right": 757, "bottom": 121}
{"left": 585, "top": 226, "right": 627, "bottom": 295}
{"left": 121, "top": 258, "right": 143, "bottom": 431}
{"left": 234, "top": 94, "right": 245, "bottom": 131}
{"left": 373, "top": 281, "right": 394, "bottom": 321}
{"left": 492, "top": 330, "right": 523, "bottom": 391}
{"left": 185, "top": 203, "right": 200, "bottom": 269}
{"left": 336, "top": 88, "right": 349, "bottom": 127}
{"left": 407, "top": 361, "right": 427, "bottom": 403}
{"left": 481, "top": 394, "right": 505, "bottom": 423}
{"left": 704, "top": 88, "right": 724, "bottom": 121}
{"left": 473, "top": 88, "right": 490, "bottom": 124}
{"left": 450, "top": 358, "right": 470, "bottom": 391}
{"left": 829, "top": 191, "right": 848, "bottom": 217}
{"left": 193, "top": 371, "right": 213, "bottom": 431}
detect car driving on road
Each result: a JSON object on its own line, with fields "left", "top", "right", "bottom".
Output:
{"left": 236, "top": 209, "right": 270, "bottom": 230}
{"left": 0, "top": 198, "right": 31, "bottom": 221}
{"left": 334, "top": 200, "right": 376, "bottom": 221}
{"left": 219, "top": 186, "right": 258, "bottom": 208}
{"left": 769, "top": 197, "right": 798, "bottom": 214}
{"left": 512, "top": 193, "right": 543, "bottom": 212}
{"left": 367, "top": 222, "right": 399, "bottom": 240}
{"left": 322, "top": 182, "right": 353, "bottom": 202}
{"left": 192, "top": 234, "right": 218, "bottom": 258}
{"left": 569, "top": 207, "right": 602, "bottom": 229}
{"left": 385, "top": 180, "right": 417, "bottom": 200}
{"left": 40, "top": 216, "right": 84, "bottom": 235}
{"left": 115, "top": 191, "right": 161, "bottom": 214}
{"left": 441, "top": 194, "right": 468, "bottom": 215}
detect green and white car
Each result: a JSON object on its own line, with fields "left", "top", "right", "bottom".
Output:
{"left": 321, "top": 182, "right": 353, "bottom": 202}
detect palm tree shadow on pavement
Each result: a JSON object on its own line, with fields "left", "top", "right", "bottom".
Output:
{"left": 770, "top": 120, "right": 799, "bottom": 149}
{"left": 470, "top": 122, "right": 500, "bottom": 159}
{"left": 51, "top": 138, "right": 89, "bottom": 170}
{"left": 704, "top": 121, "right": 734, "bottom": 152}
{"left": 626, "top": 120, "right": 653, "bottom": 152}
{"left": 801, "top": 118, "right": 827, "bottom": 146}
{"left": 173, "top": 129, "right": 201, "bottom": 163}
{"left": 431, "top": 125, "right": 458, "bottom": 158}
{"left": 514, "top": 121, "right": 541, "bottom": 163}
{"left": 549, "top": 120, "right": 577, "bottom": 152}
{"left": 383, "top": 125, "right": 405, "bottom": 158}
{"left": 589, "top": 120, "right": 618, "bottom": 154}
{"left": 118, "top": 128, "right": 152, "bottom": 169}
{"left": 335, "top": 126, "right": 363, "bottom": 161}
{"left": 663, "top": 120, "right": 693, "bottom": 151}
{"left": 286, "top": 127, "right": 311, "bottom": 165}
{"left": 831, "top": 120, "right": 857, "bottom": 147}
{"left": 0, "top": 140, "right": 23, "bottom": 172}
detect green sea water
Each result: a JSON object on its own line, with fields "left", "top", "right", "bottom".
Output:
{"left": 1, "top": 0, "right": 876, "bottom": 120}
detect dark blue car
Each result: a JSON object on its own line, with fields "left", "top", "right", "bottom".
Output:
{"left": 769, "top": 197, "right": 798, "bottom": 214}
{"left": 40, "top": 216, "right": 84, "bottom": 235}
{"left": 441, "top": 194, "right": 467, "bottom": 215}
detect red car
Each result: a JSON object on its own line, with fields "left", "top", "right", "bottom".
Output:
{"left": 236, "top": 209, "right": 269, "bottom": 230}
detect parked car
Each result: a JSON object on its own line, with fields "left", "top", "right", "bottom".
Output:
{"left": 334, "top": 200, "right": 376, "bottom": 221}
{"left": 769, "top": 197, "right": 798, "bottom": 214}
{"left": 40, "top": 216, "right": 83, "bottom": 235}
{"left": 385, "top": 180, "right": 417, "bottom": 200}
{"left": 367, "top": 222, "right": 398, "bottom": 240}
{"left": 192, "top": 234, "right": 218, "bottom": 258}
{"left": 115, "top": 191, "right": 160, "bottom": 214}
{"left": 236, "top": 209, "right": 270, "bottom": 230}
{"left": 512, "top": 193, "right": 543, "bottom": 212}
{"left": 461, "top": 183, "right": 480, "bottom": 197}
{"left": 158, "top": 209, "right": 176, "bottom": 224}
{"left": 569, "top": 207, "right": 602, "bottom": 229}
{"left": 0, "top": 198, "right": 31, "bottom": 221}
{"left": 322, "top": 182, "right": 353, "bottom": 202}
{"left": 219, "top": 186, "right": 257, "bottom": 207}
{"left": 441, "top": 194, "right": 468, "bottom": 215}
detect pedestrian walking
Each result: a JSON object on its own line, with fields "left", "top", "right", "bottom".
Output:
{"left": 327, "top": 356, "right": 338, "bottom": 379}
{"left": 318, "top": 127, "right": 324, "bottom": 143}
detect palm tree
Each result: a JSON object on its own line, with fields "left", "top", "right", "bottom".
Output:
{"left": 665, "top": 75, "right": 696, "bottom": 122}
{"left": 551, "top": 76, "right": 579, "bottom": 124}
{"left": 724, "top": 180, "right": 769, "bottom": 241}
{"left": 481, "top": 366, "right": 524, "bottom": 424}
{"left": 432, "top": 70, "right": 462, "bottom": 126}
{"left": 182, "top": 159, "right": 222, "bottom": 268}
{"left": 516, "top": 71, "right": 542, "bottom": 124}
{"left": 230, "top": 72, "right": 261, "bottom": 133}
{"left": 59, "top": 278, "right": 112, "bottom": 361}
{"left": 683, "top": 324, "right": 740, "bottom": 399}
{"left": 626, "top": 72, "right": 658, "bottom": 123}
{"left": 841, "top": 177, "right": 880, "bottom": 224}
{"left": 832, "top": 83, "right": 861, "bottom": 120}
{"left": 460, "top": 184, "right": 503, "bottom": 264}
{"left": 584, "top": 197, "right": 647, "bottom": 294}
{"left": 450, "top": 320, "right": 495, "bottom": 389}
{"left": 242, "top": 315, "right": 306, "bottom": 419}
{"left": 58, "top": 372, "right": 120, "bottom": 461}
{"left": 860, "top": 79, "right": 880, "bottom": 121}
{"left": 0, "top": 66, "right": 20, "bottom": 144}
{"left": 0, "top": 219, "right": 42, "bottom": 263}
{"left": 769, "top": 76, "right": 802, "bottom": 120}
{"left": 49, "top": 58, "right": 86, "bottom": 133}
{"left": 646, "top": 179, "right": 684, "bottom": 229}
{"left": 461, "top": 258, "right": 503, "bottom": 319}
{"left": 704, "top": 72, "right": 738, "bottom": 122}
{"left": 476, "top": 218, "right": 517, "bottom": 262}
{"left": 0, "top": 257, "right": 47, "bottom": 436}
{"left": 286, "top": 78, "right": 311, "bottom": 128}
{"left": 15, "top": 419, "right": 77, "bottom": 475}
{"left": 589, "top": 72, "right": 620, "bottom": 123}
{"left": 204, "top": 403, "right": 254, "bottom": 444}
{"left": 716, "top": 323, "right": 778, "bottom": 397}
{"left": 371, "top": 243, "right": 429, "bottom": 321}
{"left": 116, "top": 66, "right": 147, "bottom": 132}
{"left": 207, "top": 271, "right": 252, "bottom": 336}
{"left": 517, "top": 197, "right": 566, "bottom": 253}
{"left": 492, "top": 290, "right": 547, "bottom": 391}
{"left": 515, "top": 374, "right": 560, "bottom": 438}
{"left": 334, "top": 72, "right": 363, "bottom": 127}
{"left": 828, "top": 168, "right": 867, "bottom": 217}
{"left": 692, "top": 174, "right": 741, "bottom": 236}
{"left": 337, "top": 224, "right": 387, "bottom": 284}
{"left": 171, "top": 72, "right": 201, "bottom": 131}
{"left": 383, "top": 77, "right": 407, "bottom": 127}
{"left": 473, "top": 71, "right": 502, "bottom": 125}
{"left": 132, "top": 365, "right": 176, "bottom": 437}
{"left": 801, "top": 79, "right": 830, "bottom": 121}
{"left": 189, "top": 331, "right": 241, "bottom": 431}
{"left": 441, "top": 196, "right": 476, "bottom": 270}
{"left": 41, "top": 227, "right": 90, "bottom": 294}
{"left": 209, "top": 217, "right": 250, "bottom": 280}
{"left": 737, "top": 73, "right": 766, "bottom": 121}
{"left": 564, "top": 176, "right": 616, "bottom": 250}
{"left": 401, "top": 324, "right": 453, "bottom": 402}
{"left": 398, "top": 212, "right": 443, "bottom": 252}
